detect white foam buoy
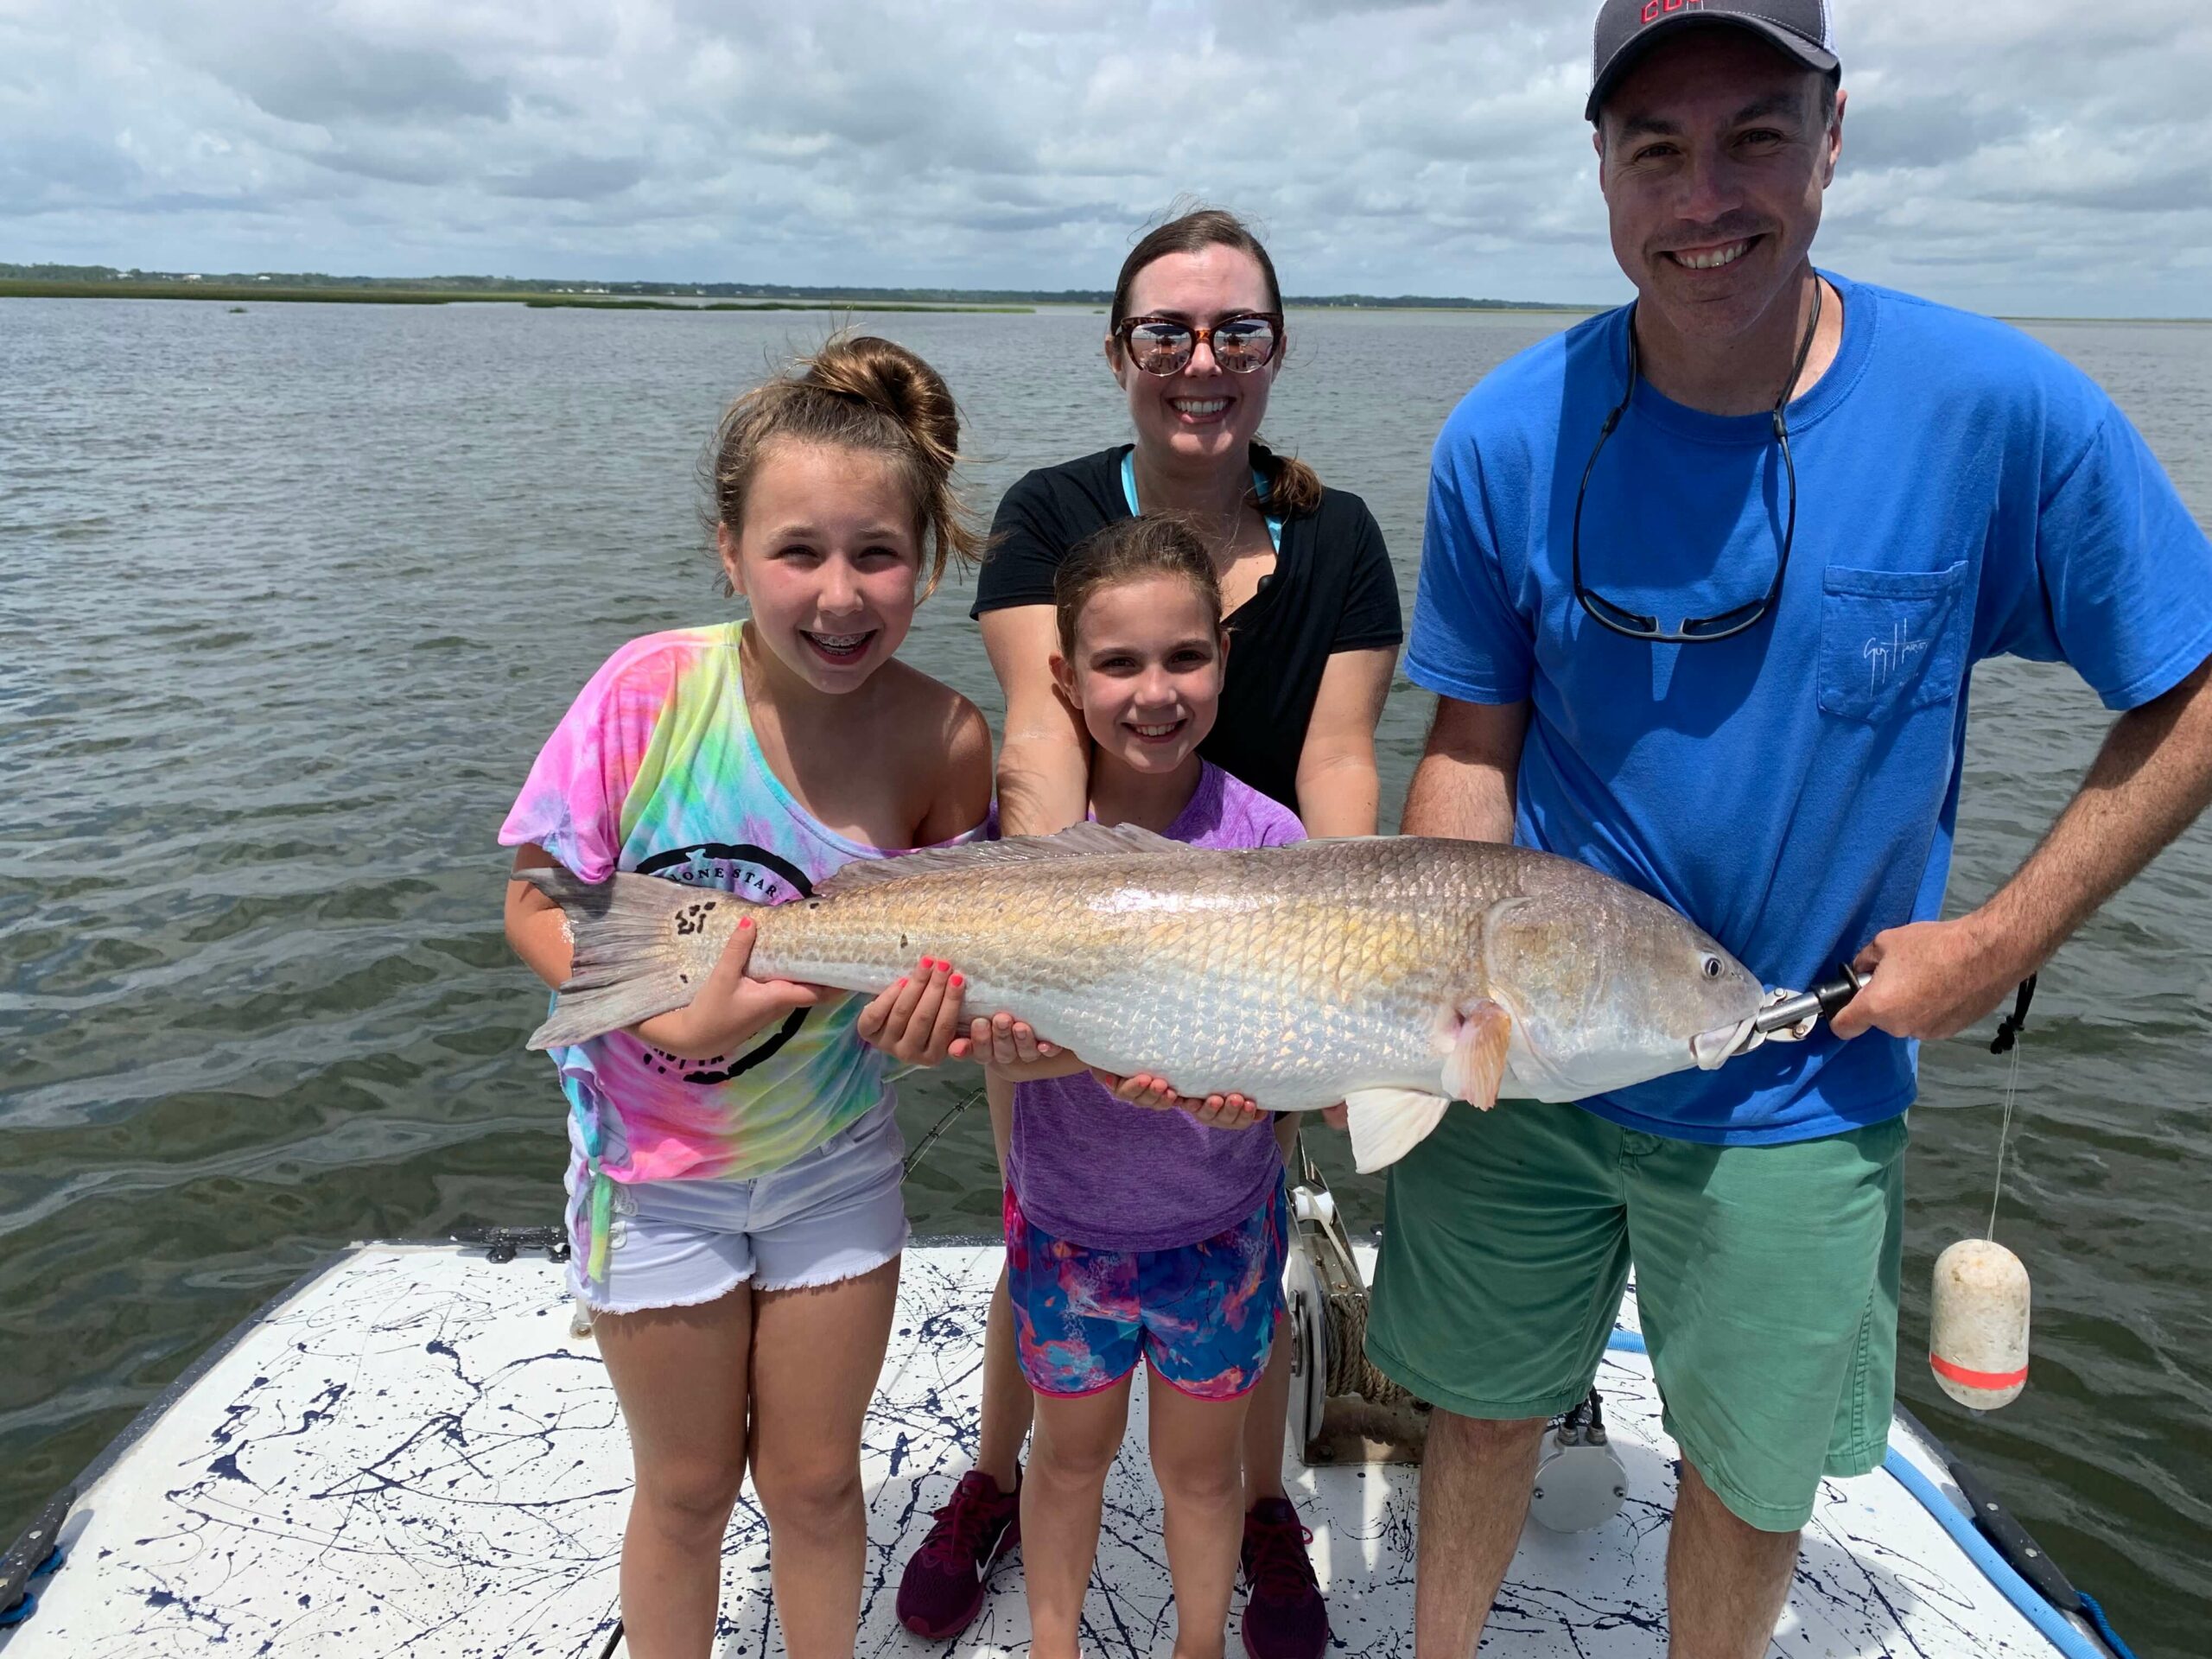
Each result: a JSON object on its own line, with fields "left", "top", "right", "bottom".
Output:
{"left": 1929, "top": 1237, "right": 2030, "bottom": 1410}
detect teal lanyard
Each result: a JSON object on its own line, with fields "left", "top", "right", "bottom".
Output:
{"left": 1121, "top": 450, "right": 1283, "bottom": 553}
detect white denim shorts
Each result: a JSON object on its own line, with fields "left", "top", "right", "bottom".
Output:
{"left": 566, "top": 1096, "right": 909, "bottom": 1313}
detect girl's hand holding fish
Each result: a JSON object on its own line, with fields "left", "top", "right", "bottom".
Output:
{"left": 629, "top": 915, "right": 827, "bottom": 1059}
{"left": 855, "top": 957, "right": 970, "bottom": 1065}
{"left": 950, "top": 1012, "right": 1078, "bottom": 1080}
{"left": 1092, "top": 1069, "right": 1268, "bottom": 1130}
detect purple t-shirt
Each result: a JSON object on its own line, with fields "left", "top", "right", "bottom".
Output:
{"left": 1006, "top": 762, "right": 1306, "bottom": 1251}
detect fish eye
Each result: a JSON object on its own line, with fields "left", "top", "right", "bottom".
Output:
{"left": 1701, "top": 955, "right": 1722, "bottom": 980}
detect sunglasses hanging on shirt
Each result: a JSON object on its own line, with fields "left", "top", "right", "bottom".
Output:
{"left": 1571, "top": 281, "right": 1822, "bottom": 644}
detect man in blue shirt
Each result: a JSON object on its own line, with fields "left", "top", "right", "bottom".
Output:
{"left": 1364, "top": 2, "right": 2212, "bottom": 1654}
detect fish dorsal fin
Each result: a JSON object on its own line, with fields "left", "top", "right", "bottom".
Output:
{"left": 814, "top": 821, "right": 1189, "bottom": 899}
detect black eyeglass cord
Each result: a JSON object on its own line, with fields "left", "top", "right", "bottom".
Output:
{"left": 1573, "top": 277, "right": 1824, "bottom": 643}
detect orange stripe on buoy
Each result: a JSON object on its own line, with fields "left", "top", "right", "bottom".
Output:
{"left": 1929, "top": 1351, "right": 2028, "bottom": 1390}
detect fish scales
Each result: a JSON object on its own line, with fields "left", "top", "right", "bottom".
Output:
{"left": 523, "top": 830, "right": 1764, "bottom": 1147}
{"left": 740, "top": 839, "right": 1500, "bottom": 1108}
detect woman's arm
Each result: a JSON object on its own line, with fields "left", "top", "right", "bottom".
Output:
{"left": 980, "top": 605, "right": 1090, "bottom": 837}
{"left": 1294, "top": 645, "right": 1397, "bottom": 836}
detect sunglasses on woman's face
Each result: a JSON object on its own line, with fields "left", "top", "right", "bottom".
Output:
{"left": 1114, "top": 312, "right": 1284, "bottom": 376}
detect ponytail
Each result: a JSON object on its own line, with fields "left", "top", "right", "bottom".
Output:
{"left": 703, "top": 334, "right": 982, "bottom": 594}
{"left": 1248, "top": 439, "right": 1323, "bottom": 518}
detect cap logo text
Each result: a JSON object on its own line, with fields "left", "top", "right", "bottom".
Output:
{"left": 1641, "top": 0, "right": 1706, "bottom": 22}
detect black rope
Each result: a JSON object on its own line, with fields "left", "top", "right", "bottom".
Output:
{"left": 1990, "top": 974, "right": 2038, "bottom": 1056}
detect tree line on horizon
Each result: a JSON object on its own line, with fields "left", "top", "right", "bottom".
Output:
{"left": 0, "top": 261, "right": 1574, "bottom": 311}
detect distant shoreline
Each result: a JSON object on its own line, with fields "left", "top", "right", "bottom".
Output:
{"left": 0, "top": 279, "right": 1032, "bottom": 313}
{"left": 1, "top": 275, "right": 2198, "bottom": 326}
{"left": 0, "top": 278, "right": 1604, "bottom": 317}
{"left": 0, "top": 264, "right": 1591, "bottom": 314}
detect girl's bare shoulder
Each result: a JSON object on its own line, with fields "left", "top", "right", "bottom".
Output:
{"left": 868, "top": 660, "right": 994, "bottom": 842}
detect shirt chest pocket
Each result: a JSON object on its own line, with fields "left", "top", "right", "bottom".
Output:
{"left": 1817, "top": 562, "right": 1969, "bottom": 723}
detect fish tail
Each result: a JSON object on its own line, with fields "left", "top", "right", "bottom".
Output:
{"left": 519, "top": 867, "right": 746, "bottom": 1050}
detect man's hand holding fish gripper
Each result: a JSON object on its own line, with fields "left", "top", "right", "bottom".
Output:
{"left": 1831, "top": 656, "right": 2212, "bottom": 1045}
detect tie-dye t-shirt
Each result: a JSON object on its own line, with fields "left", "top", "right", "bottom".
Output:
{"left": 500, "top": 620, "right": 972, "bottom": 1192}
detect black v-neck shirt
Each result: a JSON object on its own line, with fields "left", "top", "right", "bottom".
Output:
{"left": 971, "top": 445, "right": 1403, "bottom": 813}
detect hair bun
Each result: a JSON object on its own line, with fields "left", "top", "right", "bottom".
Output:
{"left": 805, "top": 336, "right": 960, "bottom": 478}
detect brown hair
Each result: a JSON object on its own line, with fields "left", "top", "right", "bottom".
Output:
{"left": 705, "top": 334, "right": 982, "bottom": 595}
{"left": 1053, "top": 512, "right": 1224, "bottom": 660}
{"left": 1107, "top": 207, "right": 1325, "bottom": 518}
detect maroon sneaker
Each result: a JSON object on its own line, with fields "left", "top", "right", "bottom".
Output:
{"left": 895, "top": 1468, "right": 1021, "bottom": 1639}
{"left": 1240, "top": 1495, "right": 1330, "bottom": 1659}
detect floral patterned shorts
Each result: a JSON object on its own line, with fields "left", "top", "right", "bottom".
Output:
{"left": 1003, "top": 1179, "right": 1287, "bottom": 1402}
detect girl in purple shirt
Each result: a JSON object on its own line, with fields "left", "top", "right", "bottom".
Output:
{"left": 974, "top": 514, "right": 1301, "bottom": 1659}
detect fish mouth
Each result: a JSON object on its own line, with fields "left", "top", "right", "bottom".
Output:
{"left": 1691, "top": 1018, "right": 1758, "bottom": 1071}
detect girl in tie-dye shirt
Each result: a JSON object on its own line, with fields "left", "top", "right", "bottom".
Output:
{"left": 500, "top": 338, "right": 990, "bottom": 1658}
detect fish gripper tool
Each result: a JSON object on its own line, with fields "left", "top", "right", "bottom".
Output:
{"left": 1751, "top": 963, "right": 1869, "bottom": 1041}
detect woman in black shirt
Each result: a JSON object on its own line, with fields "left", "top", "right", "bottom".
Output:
{"left": 894, "top": 208, "right": 1401, "bottom": 1659}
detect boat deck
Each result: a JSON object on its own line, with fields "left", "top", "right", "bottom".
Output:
{"left": 0, "top": 1240, "right": 2072, "bottom": 1657}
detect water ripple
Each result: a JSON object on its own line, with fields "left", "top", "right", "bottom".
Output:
{"left": 1, "top": 297, "right": 2207, "bottom": 1656}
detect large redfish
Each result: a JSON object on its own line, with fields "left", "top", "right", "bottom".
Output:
{"left": 520, "top": 825, "right": 1764, "bottom": 1171}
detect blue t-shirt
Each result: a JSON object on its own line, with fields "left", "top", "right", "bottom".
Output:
{"left": 1408, "top": 273, "right": 2212, "bottom": 1145}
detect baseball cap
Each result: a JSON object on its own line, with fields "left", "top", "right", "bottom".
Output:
{"left": 1586, "top": 0, "right": 1840, "bottom": 123}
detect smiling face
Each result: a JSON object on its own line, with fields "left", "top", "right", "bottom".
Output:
{"left": 1052, "top": 572, "right": 1226, "bottom": 778}
{"left": 1108, "top": 244, "right": 1280, "bottom": 474}
{"left": 1596, "top": 29, "right": 1844, "bottom": 346}
{"left": 716, "top": 439, "right": 922, "bottom": 695}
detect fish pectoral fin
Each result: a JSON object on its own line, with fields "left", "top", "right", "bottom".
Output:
{"left": 1443, "top": 999, "right": 1513, "bottom": 1112}
{"left": 1343, "top": 1089, "right": 1452, "bottom": 1174}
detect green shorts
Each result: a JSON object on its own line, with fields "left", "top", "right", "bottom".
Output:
{"left": 1366, "top": 1101, "right": 1904, "bottom": 1533}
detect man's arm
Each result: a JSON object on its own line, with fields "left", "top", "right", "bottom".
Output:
{"left": 1834, "top": 654, "right": 2212, "bottom": 1040}
{"left": 1401, "top": 695, "right": 1530, "bottom": 844}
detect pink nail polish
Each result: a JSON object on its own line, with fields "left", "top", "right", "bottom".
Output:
{"left": 950, "top": 973, "right": 964, "bottom": 988}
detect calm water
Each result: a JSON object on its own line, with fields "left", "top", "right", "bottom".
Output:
{"left": 2, "top": 298, "right": 2208, "bottom": 1655}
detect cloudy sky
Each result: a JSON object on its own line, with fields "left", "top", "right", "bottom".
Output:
{"left": 3, "top": 1, "right": 2208, "bottom": 316}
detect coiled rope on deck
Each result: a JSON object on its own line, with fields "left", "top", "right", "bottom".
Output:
{"left": 1321, "top": 1282, "right": 1415, "bottom": 1406}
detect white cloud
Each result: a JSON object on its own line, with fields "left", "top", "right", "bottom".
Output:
{"left": 1, "top": 0, "right": 2207, "bottom": 315}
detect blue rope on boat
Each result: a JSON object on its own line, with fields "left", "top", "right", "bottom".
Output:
{"left": 2077, "top": 1593, "right": 2139, "bottom": 1659}
{"left": 1601, "top": 1329, "right": 2126, "bottom": 1659}
{"left": 0, "top": 1588, "right": 35, "bottom": 1628}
